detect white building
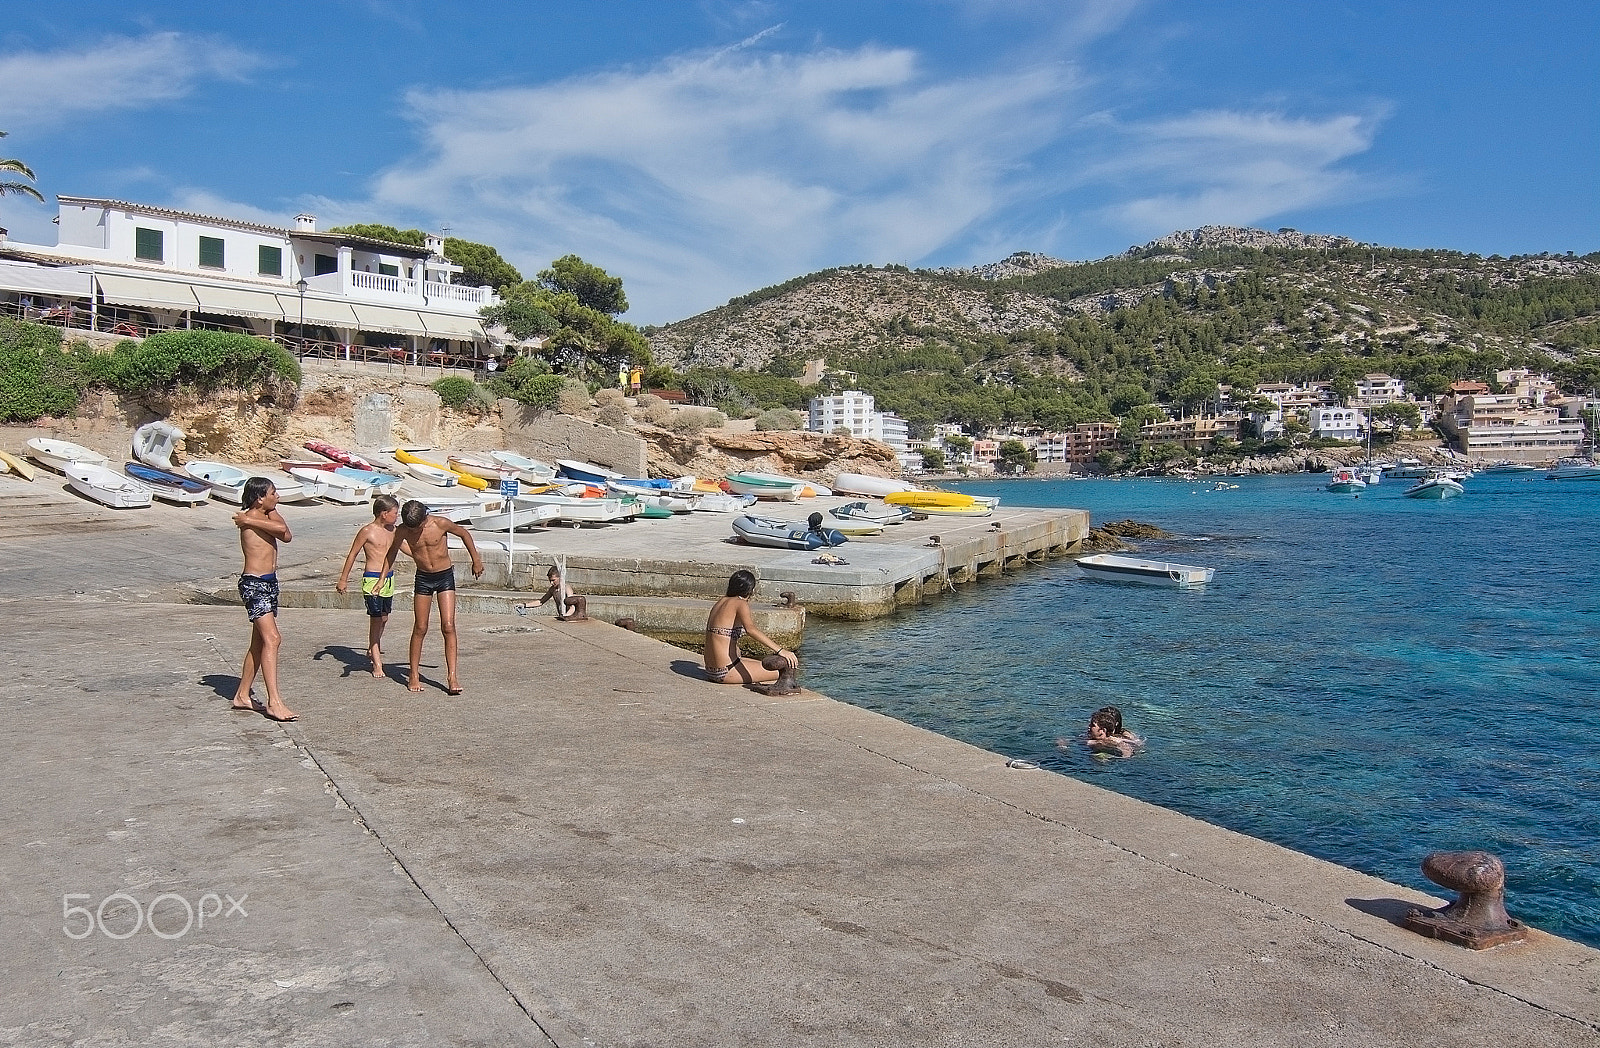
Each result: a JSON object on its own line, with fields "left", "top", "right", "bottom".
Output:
{"left": 1353, "top": 373, "right": 1406, "bottom": 406}
{"left": 0, "top": 195, "right": 496, "bottom": 361}
{"left": 1309, "top": 406, "right": 1362, "bottom": 441}
{"left": 807, "top": 389, "right": 916, "bottom": 467}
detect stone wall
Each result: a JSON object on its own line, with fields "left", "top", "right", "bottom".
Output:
{"left": 500, "top": 401, "right": 648, "bottom": 476}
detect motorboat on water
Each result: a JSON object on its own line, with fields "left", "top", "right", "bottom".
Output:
{"left": 1324, "top": 469, "right": 1366, "bottom": 494}
{"left": 26, "top": 437, "right": 109, "bottom": 474}
{"left": 1403, "top": 475, "right": 1465, "bottom": 499}
{"left": 1545, "top": 458, "right": 1600, "bottom": 481}
{"left": 124, "top": 462, "right": 210, "bottom": 505}
{"left": 1477, "top": 460, "right": 1541, "bottom": 475}
{"left": 66, "top": 463, "right": 153, "bottom": 509}
{"left": 731, "top": 514, "right": 849, "bottom": 550}
{"left": 1383, "top": 458, "right": 1433, "bottom": 480}
{"left": 1076, "top": 553, "right": 1214, "bottom": 588}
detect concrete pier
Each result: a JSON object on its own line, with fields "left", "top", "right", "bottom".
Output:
{"left": 2, "top": 477, "right": 1597, "bottom": 1046}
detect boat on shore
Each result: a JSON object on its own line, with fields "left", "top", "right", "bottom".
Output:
{"left": 488, "top": 450, "right": 558, "bottom": 483}
{"left": 124, "top": 462, "right": 210, "bottom": 505}
{"left": 724, "top": 472, "right": 804, "bottom": 501}
{"left": 131, "top": 421, "right": 185, "bottom": 471}
{"left": 1404, "top": 475, "right": 1465, "bottom": 499}
{"left": 1076, "top": 553, "right": 1214, "bottom": 588}
{"left": 289, "top": 466, "right": 370, "bottom": 504}
{"left": 334, "top": 466, "right": 404, "bottom": 495}
{"left": 556, "top": 459, "right": 624, "bottom": 485}
{"left": 66, "top": 463, "right": 153, "bottom": 509}
{"left": 514, "top": 492, "right": 631, "bottom": 524}
{"left": 833, "top": 472, "right": 919, "bottom": 497}
{"left": 303, "top": 440, "right": 374, "bottom": 472}
{"left": 831, "top": 501, "right": 912, "bottom": 525}
{"left": 0, "top": 448, "right": 37, "bottom": 480}
{"left": 731, "top": 514, "right": 849, "bottom": 550}
{"left": 26, "top": 437, "right": 109, "bottom": 474}
{"left": 469, "top": 502, "right": 561, "bottom": 532}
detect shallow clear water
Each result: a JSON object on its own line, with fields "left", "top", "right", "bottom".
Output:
{"left": 801, "top": 472, "right": 1600, "bottom": 947}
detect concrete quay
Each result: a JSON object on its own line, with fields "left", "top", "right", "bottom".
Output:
{"left": 2, "top": 479, "right": 1599, "bottom": 1046}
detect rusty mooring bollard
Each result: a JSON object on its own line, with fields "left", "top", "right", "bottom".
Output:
{"left": 777, "top": 591, "right": 798, "bottom": 609}
{"left": 1403, "top": 850, "right": 1527, "bottom": 949}
{"left": 613, "top": 617, "right": 637, "bottom": 632}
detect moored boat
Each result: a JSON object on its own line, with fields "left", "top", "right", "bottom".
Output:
{"left": 66, "top": 463, "right": 153, "bottom": 509}
{"left": 26, "top": 437, "right": 109, "bottom": 474}
{"left": 731, "top": 514, "right": 849, "bottom": 550}
{"left": 1076, "top": 553, "right": 1214, "bottom": 587}
{"left": 124, "top": 462, "right": 210, "bottom": 505}
{"left": 832, "top": 471, "right": 919, "bottom": 497}
{"left": 1403, "top": 475, "right": 1465, "bottom": 499}
{"left": 1324, "top": 469, "right": 1366, "bottom": 494}
{"left": 1545, "top": 458, "right": 1600, "bottom": 481}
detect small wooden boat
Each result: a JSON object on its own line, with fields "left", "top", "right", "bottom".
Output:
{"left": 469, "top": 503, "right": 560, "bottom": 531}
{"left": 396, "top": 448, "right": 489, "bottom": 490}
{"left": 0, "top": 449, "right": 37, "bottom": 480}
{"left": 488, "top": 450, "right": 558, "bottom": 482}
{"left": 131, "top": 421, "right": 186, "bottom": 470}
{"left": 1076, "top": 553, "right": 1214, "bottom": 587}
{"left": 26, "top": 437, "right": 109, "bottom": 474}
{"left": 334, "top": 467, "right": 404, "bottom": 495}
{"left": 304, "top": 440, "right": 375, "bottom": 472}
{"left": 831, "top": 500, "right": 912, "bottom": 525}
{"left": 832, "top": 471, "right": 918, "bottom": 497}
{"left": 556, "top": 459, "right": 624, "bottom": 485}
{"left": 125, "top": 462, "right": 210, "bottom": 505}
{"left": 731, "top": 514, "right": 849, "bottom": 550}
{"left": 725, "top": 472, "right": 804, "bottom": 500}
{"left": 66, "top": 463, "right": 153, "bottom": 509}
{"left": 447, "top": 453, "right": 511, "bottom": 483}
{"left": 290, "top": 466, "right": 370, "bottom": 504}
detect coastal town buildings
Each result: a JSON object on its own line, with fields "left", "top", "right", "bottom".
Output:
{"left": 806, "top": 389, "right": 916, "bottom": 468}
{"left": 1309, "top": 406, "right": 1362, "bottom": 441}
{"left": 0, "top": 196, "right": 496, "bottom": 363}
{"left": 1437, "top": 370, "right": 1585, "bottom": 462}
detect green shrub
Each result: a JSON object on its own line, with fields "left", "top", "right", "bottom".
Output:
{"left": 594, "top": 403, "right": 630, "bottom": 429}
{"left": 432, "top": 376, "right": 478, "bottom": 408}
{"left": 107, "top": 330, "right": 300, "bottom": 395}
{"left": 0, "top": 321, "right": 83, "bottom": 422}
{"left": 753, "top": 407, "right": 801, "bottom": 431}
{"left": 557, "top": 380, "right": 591, "bottom": 414}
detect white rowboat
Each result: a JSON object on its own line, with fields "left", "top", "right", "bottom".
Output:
{"left": 26, "top": 437, "right": 109, "bottom": 474}
{"left": 1076, "top": 553, "right": 1214, "bottom": 588}
{"left": 66, "top": 463, "right": 153, "bottom": 509}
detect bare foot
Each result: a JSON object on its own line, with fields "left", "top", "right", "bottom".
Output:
{"left": 371, "top": 666, "right": 386, "bottom": 679}
{"left": 446, "top": 682, "right": 464, "bottom": 696}
{"left": 262, "top": 702, "right": 298, "bottom": 722}
{"left": 407, "top": 678, "right": 425, "bottom": 693}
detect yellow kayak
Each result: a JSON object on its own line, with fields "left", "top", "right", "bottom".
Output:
{"left": 884, "top": 490, "right": 976, "bottom": 509}
{"left": 0, "top": 449, "right": 37, "bottom": 481}
{"left": 396, "top": 448, "right": 489, "bottom": 490}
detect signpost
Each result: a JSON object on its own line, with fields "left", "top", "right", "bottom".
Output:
{"left": 499, "top": 472, "right": 519, "bottom": 578}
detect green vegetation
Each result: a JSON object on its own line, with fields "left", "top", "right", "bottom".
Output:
{"left": 430, "top": 376, "right": 494, "bottom": 413}
{"left": 488, "top": 356, "right": 566, "bottom": 409}
{"left": 325, "top": 224, "right": 523, "bottom": 289}
{"left": 0, "top": 322, "right": 300, "bottom": 424}
{"left": 1, "top": 130, "right": 43, "bottom": 202}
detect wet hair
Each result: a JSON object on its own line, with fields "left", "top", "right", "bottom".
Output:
{"left": 400, "top": 499, "right": 429, "bottom": 528}
{"left": 372, "top": 494, "right": 399, "bottom": 517}
{"left": 726, "top": 569, "right": 758, "bottom": 599}
{"left": 1089, "top": 705, "right": 1126, "bottom": 737}
{"left": 241, "top": 476, "right": 273, "bottom": 509}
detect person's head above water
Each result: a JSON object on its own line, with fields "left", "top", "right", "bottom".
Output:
{"left": 726, "top": 569, "right": 758, "bottom": 599}
{"left": 1088, "top": 705, "right": 1126, "bottom": 738}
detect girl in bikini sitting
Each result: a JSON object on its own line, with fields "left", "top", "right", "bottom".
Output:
{"left": 704, "top": 569, "right": 800, "bottom": 695}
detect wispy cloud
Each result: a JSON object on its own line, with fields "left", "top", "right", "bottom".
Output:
{"left": 359, "top": 38, "right": 1080, "bottom": 321}
{"left": 1098, "top": 108, "right": 1386, "bottom": 234}
{"left": 0, "top": 33, "right": 265, "bottom": 128}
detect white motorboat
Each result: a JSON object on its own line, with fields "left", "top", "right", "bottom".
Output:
{"left": 488, "top": 449, "right": 558, "bottom": 483}
{"left": 1383, "top": 458, "right": 1432, "bottom": 480}
{"left": 131, "top": 420, "right": 185, "bottom": 470}
{"left": 1325, "top": 469, "right": 1366, "bottom": 494}
{"left": 832, "top": 471, "right": 919, "bottom": 497}
{"left": 1076, "top": 553, "right": 1214, "bottom": 587}
{"left": 515, "top": 492, "right": 631, "bottom": 524}
{"left": 690, "top": 492, "right": 757, "bottom": 513}
{"left": 65, "top": 463, "right": 153, "bottom": 509}
{"left": 1545, "top": 458, "right": 1600, "bottom": 481}
{"left": 469, "top": 502, "right": 560, "bottom": 531}
{"left": 403, "top": 461, "right": 459, "bottom": 488}
{"left": 290, "top": 466, "right": 371, "bottom": 505}
{"left": 334, "top": 466, "right": 404, "bottom": 495}
{"left": 1476, "top": 461, "right": 1541, "bottom": 475}
{"left": 25, "top": 437, "right": 109, "bottom": 474}
{"left": 1404, "top": 476, "right": 1465, "bottom": 499}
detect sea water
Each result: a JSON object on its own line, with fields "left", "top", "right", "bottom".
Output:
{"left": 800, "top": 472, "right": 1600, "bottom": 948}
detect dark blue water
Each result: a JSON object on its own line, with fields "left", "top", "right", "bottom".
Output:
{"left": 802, "top": 473, "right": 1600, "bottom": 947}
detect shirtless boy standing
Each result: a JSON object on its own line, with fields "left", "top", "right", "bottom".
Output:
{"left": 336, "top": 494, "right": 403, "bottom": 678}
{"left": 379, "top": 500, "right": 485, "bottom": 695}
{"left": 230, "top": 477, "right": 298, "bottom": 721}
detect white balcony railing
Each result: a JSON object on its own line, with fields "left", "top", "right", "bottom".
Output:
{"left": 351, "top": 270, "right": 419, "bottom": 295}
{"left": 425, "top": 280, "right": 492, "bottom": 305}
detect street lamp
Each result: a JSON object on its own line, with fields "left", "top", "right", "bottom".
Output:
{"left": 295, "top": 278, "right": 308, "bottom": 359}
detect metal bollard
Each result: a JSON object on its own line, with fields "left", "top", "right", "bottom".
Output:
{"left": 1403, "top": 850, "right": 1528, "bottom": 949}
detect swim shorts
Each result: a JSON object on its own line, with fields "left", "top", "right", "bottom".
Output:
{"left": 238, "top": 573, "right": 279, "bottom": 622}
{"left": 414, "top": 566, "right": 457, "bottom": 596}
{"left": 361, "top": 571, "right": 394, "bottom": 617}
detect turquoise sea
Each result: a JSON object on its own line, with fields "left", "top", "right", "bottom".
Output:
{"left": 801, "top": 472, "right": 1600, "bottom": 948}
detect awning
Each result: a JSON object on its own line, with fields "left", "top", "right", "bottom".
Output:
{"left": 277, "top": 295, "right": 359, "bottom": 329}
{"left": 95, "top": 273, "right": 199, "bottom": 312}
{"left": 350, "top": 303, "right": 429, "bottom": 336}
{"left": 418, "top": 311, "right": 486, "bottom": 341}
{"left": 0, "top": 261, "right": 93, "bottom": 297}
{"left": 190, "top": 284, "right": 286, "bottom": 321}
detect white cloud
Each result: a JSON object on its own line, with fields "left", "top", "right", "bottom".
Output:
{"left": 1099, "top": 109, "right": 1385, "bottom": 235}
{"left": 0, "top": 33, "right": 265, "bottom": 128}
{"left": 358, "top": 40, "right": 1080, "bottom": 321}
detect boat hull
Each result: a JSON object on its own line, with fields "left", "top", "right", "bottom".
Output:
{"left": 0, "top": 449, "right": 37, "bottom": 480}
{"left": 1076, "top": 553, "right": 1214, "bottom": 587}
{"left": 66, "top": 463, "right": 153, "bottom": 509}
{"left": 124, "top": 462, "right": 209, "bottom": 505}
{"left": 725, "top": 474, "right": 803, "bottom": 500}
{"left": 832, "top": 471, "right": 918, "bottom": 497}
{"left": 26, "top": 437, "right": 109, "bottom": 474}
{"left": 731, "top": 515, "right": 849, "bottom": 550}
{"left": 1404, "top": 478, "right": 1465, "bottom": 499}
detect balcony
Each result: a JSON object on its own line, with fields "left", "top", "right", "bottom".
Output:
{"left": 344, "top": 270, "right": 496, "bottom": 312}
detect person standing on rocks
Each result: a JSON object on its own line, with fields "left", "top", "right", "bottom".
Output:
{"left": 379, "top": 500, "right": 484, "bottom": 695}
{"left": 230, "top": 477, "right": 298, "bottom": 722}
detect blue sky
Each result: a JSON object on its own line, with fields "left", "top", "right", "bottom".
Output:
{"left": 2, "top": 1, "right": 1596, "bottom": 324}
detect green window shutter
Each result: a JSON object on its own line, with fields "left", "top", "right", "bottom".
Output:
{"left": 199, "top": 236, "right": 225, "bottom": 268}
{"left": 135, "top": 227, "right": 164, "bottom": 262}
{"left": 378, "top": 263, "right": 399, "bottom": 277}
{"left": 314, "top": 254, "right": 338, "bottom": 276}
{"left": 258, "top": 245, "right": 283, "bottom": 276}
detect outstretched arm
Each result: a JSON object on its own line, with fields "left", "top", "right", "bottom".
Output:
{"left": 444, "top": 520, "right": 485, "bottom": 577}
{"left": 336, "top": 528, "right": 366, "bottom": 593}
{"left": 735, "top": 600, "right": 796, "bottom": 667}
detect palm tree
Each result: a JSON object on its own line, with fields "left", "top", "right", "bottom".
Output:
{"left": 0, "top": 131, "right": 43, "bottom": 202}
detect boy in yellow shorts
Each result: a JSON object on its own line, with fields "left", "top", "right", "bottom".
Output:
{"left": 337, "top": 495, "right": 404, "bottom": 678}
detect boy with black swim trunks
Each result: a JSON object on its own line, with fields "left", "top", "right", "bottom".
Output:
{"left": 336, "top": 495, "right": 403, "bottom": 678}
{"left": 230, "top": 477, "right": 297, "bottom": 721}
{"left": 379, "top": 500, "right": 485, "bottom": 695}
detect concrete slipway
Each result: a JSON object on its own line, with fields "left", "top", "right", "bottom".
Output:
{"left": 1, "top": 480, "right": 1596, "bottom": 1047}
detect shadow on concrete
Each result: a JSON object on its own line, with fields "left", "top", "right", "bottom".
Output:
{"left": 1346, "top": 897, "right": 1423, "bottom": 926}
{"left": 669, "top": 659, "right": 707, "bottom": 679}
{"left": 313, "top": 644, "right": 394, "bottom": 681}
{"left": 198, "top": 673, "right": 240, "bottom": 701}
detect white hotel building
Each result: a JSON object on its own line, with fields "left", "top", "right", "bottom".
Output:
{"left": 807, "top": 389, "right": 917, "bottom": 469}
{"left": 0, "top": 196, "right": 496, "bottom": 360}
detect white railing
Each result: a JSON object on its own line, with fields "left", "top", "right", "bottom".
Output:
{"left": 425, "top": 280, "right": 491, "bottom": 305}
{"left": 351, "top": 270, "right": 420, "bottom": 295}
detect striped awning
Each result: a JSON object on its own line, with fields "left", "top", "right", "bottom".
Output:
{"left": 94, "top": 273, "right": 199, "bottom": 311}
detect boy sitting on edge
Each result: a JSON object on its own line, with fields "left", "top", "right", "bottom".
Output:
{"left": 519, "top": 565, "right": 588, "bottom": 621}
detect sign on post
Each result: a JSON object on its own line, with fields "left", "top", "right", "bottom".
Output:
{"left": 499, "top": 472, "right": 520, "bottom": 577}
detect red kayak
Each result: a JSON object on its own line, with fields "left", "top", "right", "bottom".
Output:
{"left": 303, "top": 440, "right": 374, "bottom": 472}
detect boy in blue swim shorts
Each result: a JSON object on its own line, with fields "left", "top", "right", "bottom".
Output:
{"left": 230, "top": 477, "right": 297, "bottom": 722}
{"left": 337, "top": 495, "right": 402, "bottom": 679}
